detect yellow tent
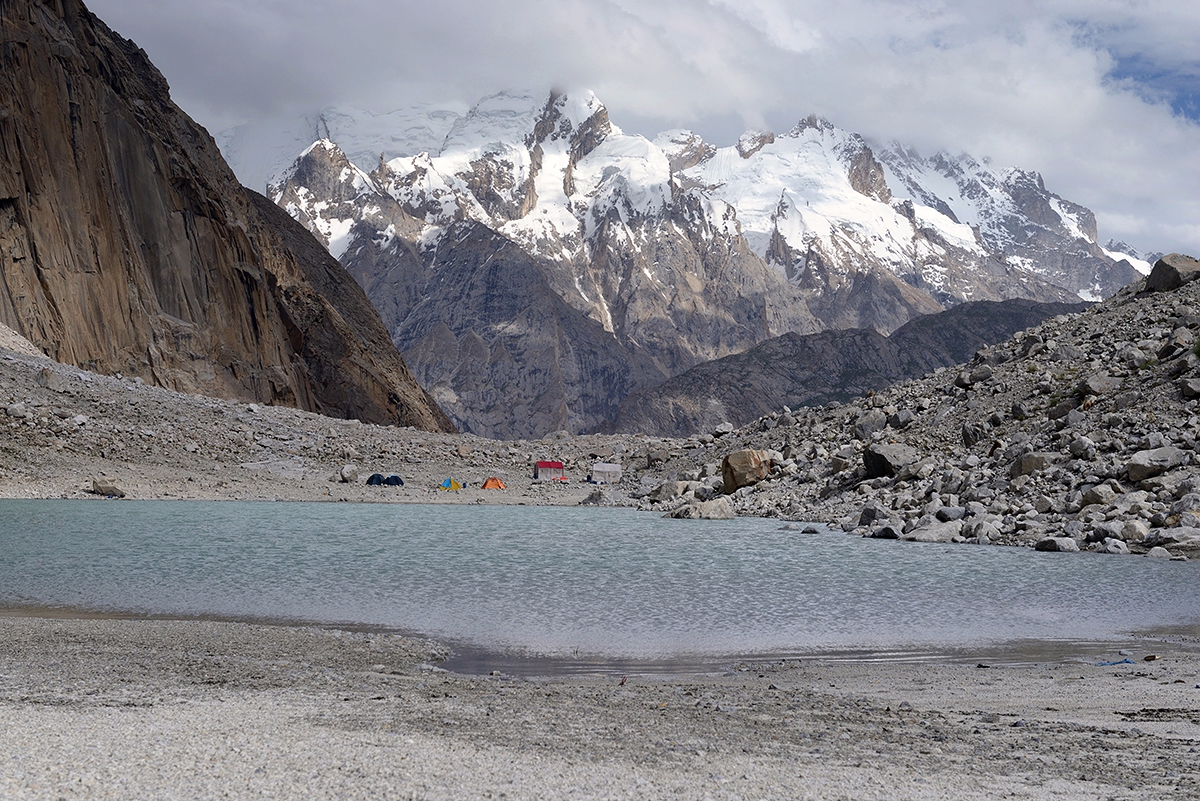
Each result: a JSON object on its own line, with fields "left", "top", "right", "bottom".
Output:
{"left": 438, "top": 478, "right": 463, "bottom": 491}
{"left": 481, "top": 476, "right": 506, "bottom": 490}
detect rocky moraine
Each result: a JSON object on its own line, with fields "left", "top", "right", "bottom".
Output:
{"left": 4, "top": 255, "right": 1200, "bottom": 570}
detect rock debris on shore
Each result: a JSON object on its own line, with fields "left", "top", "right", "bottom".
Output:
{"left": 5, "top": 256, "right": 1200, "bottom": 565}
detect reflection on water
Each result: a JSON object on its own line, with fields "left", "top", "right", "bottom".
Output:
{"left": 2, "top": 499, "right": 1199, "bottom": 663}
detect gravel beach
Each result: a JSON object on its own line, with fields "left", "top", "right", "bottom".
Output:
{"left": 2, "top": 616, "right": 1200, "bottom": 799}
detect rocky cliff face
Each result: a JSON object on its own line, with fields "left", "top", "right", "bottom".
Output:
{"left": 267, "top": 90, "right": 1147, "bottom": 439}
{"left": 614, "top": 299, "right": 1088, "bottom": 437}
{"left": 0, "top": 0, "right": 451, "bottom": 431}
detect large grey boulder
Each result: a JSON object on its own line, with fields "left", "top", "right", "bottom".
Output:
{"left": 1126, "top": 447, "right": 1187, "bottom": 483}
{"left": 863, "top": 443, "right": 919, "bottom": 478}
{"left": 91, "top": 477, "right": 126, "bottom": 498}
{"left": 853, "top": 409, "right": 887, "bottom": 440}
{"left": 1143, "top": 526, "right": 1200, "bottom": 550}
{"left": 1145, "top": 253, "right": 1200, "bottom": 292}
{"left": 665, "top": 497, "right": 736, "bottom": 520}
{"left": 903, "top": 520, "right": 962, "bottom": 543}
{"left": 1012, "top": 452, "right": 1057, "bottom": 477}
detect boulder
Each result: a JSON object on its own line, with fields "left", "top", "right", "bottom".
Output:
{"left": 1035, "top": 537, "right": 1080, "bottom": 552}
{"left": 5, "top": 402, "right": 29, "bottom": 419}
{"left": 853, "top": 410, "right": 888, "bottom": 440}
{"left": 903, "top": 520, "right": 962, "bottom": 543}
{"left": 721, "top": 450, "right": 771, "bottom": 493}
{"left": 1143, "top": 527, "right": 1200, "bottom": 550}
{"left": 1012, "top": 452, "right": 1056, "bottom": 477}
{"left": 936, "top": 506, "right": 967, "bottom": 522}
{"left": 863, "top": 443, "right": 919, "bottom": 478}
{"left": 888, "top": 409, "right": 916, "bottom": 429}
{"left": 36, "top": 367, "right": 69, "bottom": 392}
{"left": 1081, "top": 484, "right": 1119, "bottom": 507}
{"left": 712, "top": 422, "right": 735, "bottom": 437}
{"left": 1079, "top": 373, "right": 1120, "bottom": 396}
{"left": 969, "top": 365, "right": 994, "bottom": 384}
{"left": 830, "top": 447, "right": 857, "bottom": 473}
{"left": 91, "top": 478, "right": 125, "bottom": 498}
{"left": 1180, "top": 378, "right": 1200, "bottom": 399}
{"left": 665, "top": 497, "right": 736, "bottom": 520}
{"left": 962, "top": 422, "right": 988, "bottom": 447}
{"left": 869, "top": 524, "right": 902, "bottom": 539}
{"left": 1146, "top": 546, "right": 1174, "bottom": 559}
{"left": 648, "top": 480, "right": 688, "bottom": 502}
{"left": 339, "top": 464, "right": 359, "bottom": 483}
{"left": 1126, "top": 447, "right": 1187, "bottom": 482}
{"left": 1101, "top": 539, "right": 1130, "bottom": 555}
{"left": 1145, "top": 253, "right": 1200, "bottom": 293}
{"left": 1121, "top": 520, "right": 1150, "bottom": 542}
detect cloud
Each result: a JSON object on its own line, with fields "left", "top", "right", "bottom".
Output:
{"left": 86, "top": 0, "right": 1200, "bottom": 254}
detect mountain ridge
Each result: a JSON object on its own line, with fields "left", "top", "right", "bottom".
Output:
{"left": 0, "top": 0, "right": 452, "bottom": 431}
{"left": 264, "top": 89, "right": 1149, "bottom": 438}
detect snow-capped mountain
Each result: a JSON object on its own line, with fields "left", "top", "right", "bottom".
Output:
{"left": 219, "top": 104, "right": 464, "bottom": 195}
{"left": 262, "top": 90, "right": 1145, "bottom": 438}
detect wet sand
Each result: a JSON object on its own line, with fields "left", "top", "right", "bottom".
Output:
{"left": 3, "top": 614, "right": 1200, "bottom": 799}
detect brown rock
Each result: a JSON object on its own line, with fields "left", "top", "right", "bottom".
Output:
{"left": 722, "top": 449, "right": 771, "bottom": 492}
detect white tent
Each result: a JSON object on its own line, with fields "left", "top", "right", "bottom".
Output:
{"left": 589, "top": 462, "right": 622, "bottom": 484}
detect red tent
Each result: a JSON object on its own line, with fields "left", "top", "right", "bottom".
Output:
{"left": 533, "top": 460, "right": 567, "bottom": 481}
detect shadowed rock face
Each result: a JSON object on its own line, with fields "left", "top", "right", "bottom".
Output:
{"left": 0, "top": 0, "right": 452, "bottom": 431}
{"left": 614, "top": 299, "right": 1088, "bottom": 436}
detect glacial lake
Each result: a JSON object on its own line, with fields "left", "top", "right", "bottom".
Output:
{"left": 2, "top": 500, "right": 1199, "bottom": 671}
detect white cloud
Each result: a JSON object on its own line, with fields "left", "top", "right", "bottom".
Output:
{"left": 87, "top": 0, "right": 1200, "bottom": 254}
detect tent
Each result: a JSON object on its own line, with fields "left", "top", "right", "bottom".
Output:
{"left": 588, "top": 462, "right": 622, "bottom": 484}
{"left": 438, "top": 478, "right": 463, "bottom": 491}
{"left": 481, "top": 476, "right": 506, "bottom": 490}
{"left": 383, "top": 474, "right": 404, "bottom": 486}
{"left": 533, "top": 460, "right": 567, "bottom": 481}
{"left": 366, "top": 473, "right": 385, "bottom": 486}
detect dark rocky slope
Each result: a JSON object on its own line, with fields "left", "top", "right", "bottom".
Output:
{"left": 615, "top": 299, "right": 1088, "bottom": 436}
{"left": 620, "top": 254, "right": 1200, "bottom": 557}
{"left": 0, "top": 0, "right": 451, "bottom": 430}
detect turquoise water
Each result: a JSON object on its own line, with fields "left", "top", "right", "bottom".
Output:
{"left": 1, "top": 499, "right": 1198, "bottom": 661}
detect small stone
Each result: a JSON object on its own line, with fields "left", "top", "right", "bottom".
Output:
{"left": 5, "top": 402, "right": 29, "bottom": 418}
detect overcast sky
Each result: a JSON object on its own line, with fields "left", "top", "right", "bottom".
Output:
{"left": 88, "top": 0, "right": 1200, "bottom": 255}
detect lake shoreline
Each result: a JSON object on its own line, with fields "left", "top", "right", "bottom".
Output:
{"left": 3, "top": 615, "right": 1199, "bottom": 799}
